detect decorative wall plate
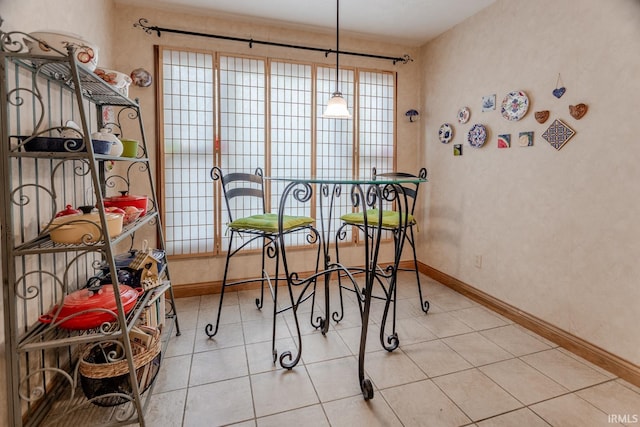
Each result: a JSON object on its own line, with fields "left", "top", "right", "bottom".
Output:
{"left": 501, "top": 91, "right": 529, "bottom": 121}
{"left": 130, "top": 68, "right": 152, "bottom": 87}
{"left": 542, "top": 119, "right": 575, "bottom": 150}
{"left": 457, "top": 107, "right": 470, "bottom": 124}
{"left": 467, "top": 124, "right": 487, "bottom": 148}
{"left": 438, "top": 123, "right": 454, "bottom": 144}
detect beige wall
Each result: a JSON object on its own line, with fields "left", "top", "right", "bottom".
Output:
{"left": 0, "top": 0, "right": 115, "bottom": 65}
{"left": 420, "top": 0, "right": 640, "bottom": 366}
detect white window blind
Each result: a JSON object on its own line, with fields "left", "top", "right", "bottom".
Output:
{"left": 161, "top": 49, "right": 215, "bottom": 256}
{"left": 359, "top": 70, "right": 395, "bottom": 214}
{"left": 316, "top": 66, "right": 355, "bottom": 243}
{"left": 219, "top": 56, "right": 266, "bottom": 251}
{"left": 270, "top": 61, "right": 314, "bottom": 246}
{"left": 159, "top": 49, "right": 396, "bottom": 256}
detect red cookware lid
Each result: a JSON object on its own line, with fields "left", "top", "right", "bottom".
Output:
{"left": 55, "top": 204, "right": 81, "bottom": 217}
{"left": 59, "top": 285, "right": 138, "bottom": 310}
{"left": 104, "top": 191, "right": 146, "bottom": 202}
{"left": 39, "top": 285, "right": 141, "bottom": 330}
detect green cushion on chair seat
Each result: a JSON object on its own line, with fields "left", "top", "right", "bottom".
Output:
{"left": 229, "top": 213, "right": 314, "bottom": 232}
{"left": 341, "top": 209, "right": 414, "bottom": 228}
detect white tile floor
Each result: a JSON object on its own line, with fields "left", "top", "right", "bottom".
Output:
{"left": 146, "top": 273, "right": 640, "bottom": 426}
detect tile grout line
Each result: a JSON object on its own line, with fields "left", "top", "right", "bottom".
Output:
{"left": 164, "top": 275, "right": 633, "bottom": 426}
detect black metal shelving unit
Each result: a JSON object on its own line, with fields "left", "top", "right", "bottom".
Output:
{"left": 0, "top": 28, "right": 180, "bottom": 426}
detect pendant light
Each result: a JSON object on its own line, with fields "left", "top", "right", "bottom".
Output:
{"left": 323, "top": 0, "right": 352, "bottom": 119}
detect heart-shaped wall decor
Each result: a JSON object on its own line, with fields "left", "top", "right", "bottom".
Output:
{"left": 534, "top": 110, "right": 550, "bottom": 124}
{"left": 569, "top": 103, "right": 588, "bottom": 120}
{"left": 552, "top": 87, "right": 566, "bottom": 98}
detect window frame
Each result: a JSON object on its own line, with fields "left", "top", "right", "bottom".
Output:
{"left": 156, "top": 45, "right": 398, "bottom": 259}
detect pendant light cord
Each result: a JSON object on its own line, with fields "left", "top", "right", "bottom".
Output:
{"left": 335, "top": 0, "right": 340, "bottom": 93}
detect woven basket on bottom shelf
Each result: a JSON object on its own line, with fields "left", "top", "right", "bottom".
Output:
{"left": 79, "top": 326, "right": 161, "bottom": 407}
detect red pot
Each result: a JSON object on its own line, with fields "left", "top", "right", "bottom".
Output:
{"left": 55, "top": 204, "right": 81, "bottom": 218}
{"left": 103, "top": 191, "right": 148, "bottom": 216}
{"left": 39, "top": 285, "right": 142, "bottom": 330}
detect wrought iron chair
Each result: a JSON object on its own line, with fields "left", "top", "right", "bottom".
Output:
{"left": 205, "top": 166, "right": 319, "bottom": 364}
{"left": 334, "top": 167, "right": 429, "bottom": 351}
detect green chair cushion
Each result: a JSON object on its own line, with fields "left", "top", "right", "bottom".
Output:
{"left": 229, "top": 213, "right": 314, "bottom": 232}
{"left": 340, "top": 209, "right": 414, "bottom": 228}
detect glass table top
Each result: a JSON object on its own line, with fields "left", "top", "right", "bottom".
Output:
{"left": 265, "top": 175, "right": 427, "bottom": 185}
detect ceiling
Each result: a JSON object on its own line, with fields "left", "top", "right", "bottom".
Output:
{"left": 119, "top": 0, "right": 496, "bottom": 46}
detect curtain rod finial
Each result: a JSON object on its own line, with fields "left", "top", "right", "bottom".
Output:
{"left": 134, "top": 18, "right": 161, "bottom": 37}
{"left": 401, "top": 54, "right": 413, "bottom": 64}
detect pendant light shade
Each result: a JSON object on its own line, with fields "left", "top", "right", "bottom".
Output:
{"left": 323, "top": 0, "right": 351, "bottom": 119}
{"left": 324, "top": 91, "right": 351, "bottom": 118}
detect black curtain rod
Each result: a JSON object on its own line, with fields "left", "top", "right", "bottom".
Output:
{"left": 134, "top": 18, "right": 413, "bottom": 65}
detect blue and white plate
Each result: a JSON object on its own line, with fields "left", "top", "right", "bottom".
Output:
{"left": 438, "top": 123, "right": 454, "bottom": 144}
{"left": 457, "top": 107, "right": 470, "bottom": 124}
{"left": 467, "top": 124, "right": 487, "bottom": 148}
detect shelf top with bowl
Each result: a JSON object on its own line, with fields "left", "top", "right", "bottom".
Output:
{"left": 1, "top": 30, "right": 138, "bottom": 108}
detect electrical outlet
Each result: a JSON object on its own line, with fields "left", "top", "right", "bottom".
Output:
{"left": 475, "top": 255, "right": 482, "bottom": 268}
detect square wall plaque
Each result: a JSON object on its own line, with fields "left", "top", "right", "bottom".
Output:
{"left": 498, "top": 134, "right": 511, "bottom": 148}
{"left": 518, "top": 131, "right": 534, "bottom": 147}
{"left": 542, "top": 119, "right": 576, "bottom": 150}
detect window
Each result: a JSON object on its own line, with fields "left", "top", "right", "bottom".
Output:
{"left": 315, "top": 66, "right": 356, "bottom": 243}
{"left": 270, "top": 61, "right": 313, "bottom": 247}
{"left": 160, "top": 49, "right": 215, "bottom": 256}
{"left": 358, "top": 71, "right": 395, "bottom": 178}
{"left": 218, "top": 56, "right": 266, "bottom": 251}
{"left": 158, "top": 48, "right": 396, "bottom": 256}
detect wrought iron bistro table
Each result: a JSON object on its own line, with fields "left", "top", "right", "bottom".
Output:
{"left": 266, "top": 174, "right": 426, "bottom": 400}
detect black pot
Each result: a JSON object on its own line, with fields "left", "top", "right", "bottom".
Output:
{"left": 100, "top": 269, "right": 136, "bottom": 287}
{"left": 20, "top": 136, "right": 112, "bottom": 154}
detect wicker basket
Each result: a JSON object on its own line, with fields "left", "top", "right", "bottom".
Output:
{"left": 79, "top": 326, "right": 161, "bottom": 406}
